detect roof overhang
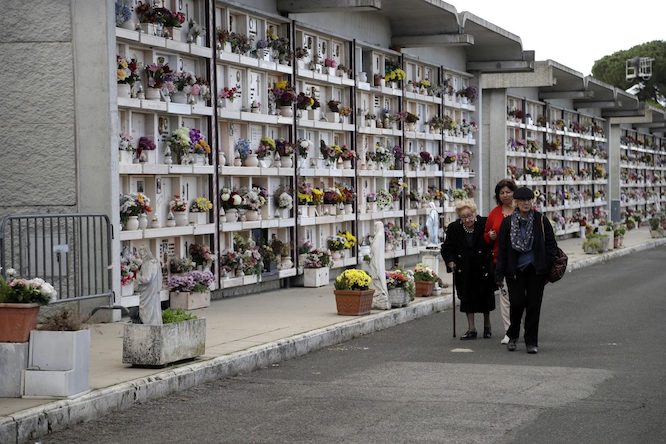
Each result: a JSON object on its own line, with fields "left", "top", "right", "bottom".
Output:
{"left": 608, "top": 105, "right": 666, "bottom": 135}
{"left": 277, "top": 0, "right": 381, "bottom": 14}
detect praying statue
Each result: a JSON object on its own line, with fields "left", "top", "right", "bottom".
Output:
{"left": 369, "top": 221, "right": 390, "bottom": 310}
{"left": 136, "top": 247, "right": 163, "bottom": 325}
{"left": 426, "top": 202, "right": 441, "bottom": 247}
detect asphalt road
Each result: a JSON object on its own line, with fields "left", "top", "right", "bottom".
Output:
{"left": 44, "top": 247, "right": 666, "bottom": 444}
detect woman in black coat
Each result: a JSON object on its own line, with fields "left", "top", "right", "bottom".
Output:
{"left": 442, "top": 198, "right": 496, "bottom": 340}
{"left": 495, "top": 187, "right": 558, "bottom": 354}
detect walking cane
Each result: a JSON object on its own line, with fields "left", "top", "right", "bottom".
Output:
{"left": 452, "top": 272, "right": 456, "bottom": 338}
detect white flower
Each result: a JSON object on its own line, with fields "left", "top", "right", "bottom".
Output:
{"left": 300, "top": 140, "right": 309, "bottom": 148}
{"left": 6, "top": 268, "right": 16, "bottom": 277}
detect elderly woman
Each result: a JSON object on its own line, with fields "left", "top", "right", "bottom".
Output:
{"left": 442, "top": 199, "right": 496, "bottom": 340}
{"left": 483, "top": 178, "right": 517, "bottom": 345}
{"left": 495, "top": 187, "right": 558, "bottom": 354}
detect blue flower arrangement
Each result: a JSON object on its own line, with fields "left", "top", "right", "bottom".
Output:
{"left": 234, "top": 138, "right": 251, "bottom": 160}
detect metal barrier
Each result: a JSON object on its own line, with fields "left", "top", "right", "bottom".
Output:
{"left": 0, "top": 214, "right": 113, "bottom": 302}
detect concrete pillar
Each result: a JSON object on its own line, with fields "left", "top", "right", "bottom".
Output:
{"left": 481, "top": 88, "right": 508, "bottom": 215}
{"left": 72, "top": 0, "right": 121, "bottom": 302}
{"left": 608, "top": 123, "right": 622, "bottom": 222}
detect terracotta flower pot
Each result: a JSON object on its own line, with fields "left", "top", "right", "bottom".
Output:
{"left": 414, "top": 281, "right": 434, "bottom": 297}
{"left": 0, "top": 303, "right": 41, "bottom": 342}
{"left": 334, "top": 289, "right": 374, "bottom": 316}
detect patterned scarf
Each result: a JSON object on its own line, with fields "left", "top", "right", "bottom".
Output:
{"left": 510, "top": 209, "right": 534, "bottom": 252}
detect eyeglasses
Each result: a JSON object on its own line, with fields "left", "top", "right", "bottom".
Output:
{"left": 460, "top": 214, "right": 475, "bottom": 220}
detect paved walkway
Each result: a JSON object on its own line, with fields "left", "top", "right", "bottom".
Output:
{"left": 2, "top": 227, "right": 665, "bottom": 443}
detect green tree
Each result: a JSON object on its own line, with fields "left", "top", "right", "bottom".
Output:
{"left": 591, "top": 40, "right": 666, "bottom": 103}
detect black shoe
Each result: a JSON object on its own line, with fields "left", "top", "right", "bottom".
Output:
{"left": 526, "top": 345, "right": 538, "bottom": 354}
{"left": 460, "top": 330, "right": 477, "bottom": 340}
{"left": 507, "top": 339, "right": 517, "bottom": 351}
{"left": 483, "top": 327, "right": 492, "bottom": 339}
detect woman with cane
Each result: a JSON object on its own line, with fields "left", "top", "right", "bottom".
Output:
{"left": 442, "top": 199, "right": 495, "bottom": 340}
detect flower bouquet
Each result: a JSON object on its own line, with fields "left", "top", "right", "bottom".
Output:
{"left": 413, "top": 263, "right": 438, "bottom": 297}
{"left": 386, "top": 268, "right": 415, "bottom": 305}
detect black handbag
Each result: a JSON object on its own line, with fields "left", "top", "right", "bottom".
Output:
{"left": 541, "top": 216, "right": 568, "bottom": 283}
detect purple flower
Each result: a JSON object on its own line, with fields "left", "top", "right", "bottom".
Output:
{"left": 189, "top": 128, "right": 202, "bottom": 145}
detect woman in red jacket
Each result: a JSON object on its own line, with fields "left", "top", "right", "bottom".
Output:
{"left": 483, "top": 179, "right": 516, "bottom": 344}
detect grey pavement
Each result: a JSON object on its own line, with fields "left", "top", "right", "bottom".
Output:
{"left": 1, "top": 228, "right": 665, "bottom": 443}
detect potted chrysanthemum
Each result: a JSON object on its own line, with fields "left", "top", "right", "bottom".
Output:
{"left": 333, "top": 269, "right": 374, "bottom": 316}
{"left": 413, "top": 263, "right": 438, "bottom": 297}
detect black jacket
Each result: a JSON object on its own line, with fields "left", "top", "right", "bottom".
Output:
{"left": 495, "top": 211, "right": 557, "bottom": 282}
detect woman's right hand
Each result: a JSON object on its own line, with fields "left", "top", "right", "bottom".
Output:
{"left": 488, "top": 229, "right": 497, "bottom": 240}
{"left": 447, "top": 261, "right": 456, "bottom": 270}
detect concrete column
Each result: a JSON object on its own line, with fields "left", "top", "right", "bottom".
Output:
{"left": 608, "top": 123, "right": 622, "bottom": 222}
{"left": 72, "top": 0, "right": 120, "bottom": 301}
{"left": 481, "top": 88, "right": 508, "bottom": 215}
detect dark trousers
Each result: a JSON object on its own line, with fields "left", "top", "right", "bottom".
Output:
{"left": 506, "top": 265, "right": 546, "bottom": 346}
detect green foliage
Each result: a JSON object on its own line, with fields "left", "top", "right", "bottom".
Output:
{"left": 162, "top": 308, "right": 197, "bottom": 324}
{"left": 0, "top": 276, "right": 51, "bottom": 305}
{"left": 591, "top": 40, "right": 666, "bottom": 103}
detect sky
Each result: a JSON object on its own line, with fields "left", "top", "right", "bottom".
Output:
{"left": 454, "top": 1, "right": 666, "bottom": 76}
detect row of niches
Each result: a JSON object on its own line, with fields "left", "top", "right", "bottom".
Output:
{"left": 119, "top": 235, "right": 216, "bottom": 299}
{"left": 119, "top": 174, "right": 212, "bottom": 232}
{"left": 116, "top": 0, "right": 207, "bottom": 45}
{"left": 118, "top": 111, "right": 211, "bottom": 166}
{"left": 507, "top": 97, "right": 606, "bottom": 137}
{"left": 620, "top": 170, "right": 666, "bottom": 185}
{"left": 218, "top": 229, "right": 297, "bottom": 285}
{"left": 620, "top": 150, "right": 666, "bottom": 167}
{"left": 507, "top": 159, "right": 608, "bottom": 183}
{"left": 620, "top": 133, "right": 664, "bottom": 151}
{"left": 506, "top": 128, "right": 608, "bottom": 160}
{"left": 620, "top": 189, "right": 664, "bottom": 206}
{"left": 218, "top": 175, "right": 294, "bottom": 224}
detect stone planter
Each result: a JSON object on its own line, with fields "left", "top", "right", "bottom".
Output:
{"left": 388, "top": 288, "right": 410, "bottom": 308}
{"left": 122, "top": 318, "right": 206, "bottom": 367}
{"left": 24, "top": 329, "right": 90, "bottom": 398}
{"left": 169, "top": 291, "right": 211, "bottom": 310}
{"left": 414, "top": 281, "right": 434, "bottom": 297}
{"left": 334, "top": 289, "right": 375, "bottom": 316}
{"left": 0, "top": 342, "right": 28, "bottom": 397}
{"left": 0, "top": 303, "right": 40, "bottom": 343}
{"left": 304, "top": 267, "right": 329, "bottom": 287}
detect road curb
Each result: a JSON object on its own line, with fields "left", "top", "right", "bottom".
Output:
{"left": 0, "top": 295, "right": 452, "bottom": 444}
{"left": 567, "top": 238, "right": 666, "bottom": 272}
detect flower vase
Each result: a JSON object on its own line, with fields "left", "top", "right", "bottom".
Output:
{"left": 281, "top": 156, "right": 293, "bottom": 168}
{"left": 145, "top": 87, "right": 161, "bottom": 100}
{"left": 307, "top": 205, "right": 317, "bottom": 218}
{"left": 259, "top": 157, "right": 272, "bottom": 168}
{"left": 279, "top": 106, "right": 294, "bottom": 117}
{"left": 331, "top": 251, "right": 342, "bottom": 261}
{"left": 233, "top": 158, "right": 242, "bottom": 167}
{"left": 326, "top": 112, "right": 340, "bottom": 123}
{"left": 119, "top": 150, "right": 134, "bottom": 164}
{"left": 357, "top": 72, "right": 367, "bottom": 82}
{"left": 244, "top": 154, "right": 259, "bottom": 167}
{"left": 174, "top": 212, "right": 189, "bottom": 227}
{"left": 343, "top": 159, "right": 352, "bottom": 169}
{"left": 280, "top": 257, "right": 294, "bottom": 270}
{"left": 117, "top": 83, "right": 131, "bottom": 98}
{"left": 171, "top": 91, "right": 188, "bottom": 103}
{"left": 226, "top": 209, "right": 239, "bottom": 223}
{"left": 138, "top": 213, "right": 148, "bottom": 230}
{"left": 121, "top": 19, "right": 136, "bottom": 31}
{"left": 219, "top": 152, "right": 226, "bottom": 166}
{"left": 392, "top": 201, "right": 400, "bottom": 211}
{"left": 245, "top": 210, "right": 259, "bottom": 221}
{"left": 309, "top": 109, "right": 321, "bottom": 121}
{"left": 344, "top": 204, "right": 353, "bottom": 214}
{"left": 124, "top": 216, "right": 139, "bottom": 231}
{"left": 280, "top": 208, "right": 291, "bottom": 219}
{"left": 189, "top": 212, "right": 208, "bottom": 225}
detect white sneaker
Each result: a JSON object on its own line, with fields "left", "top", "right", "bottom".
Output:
{"left": 500, "top": 335, "right": 510, "bottom": 345}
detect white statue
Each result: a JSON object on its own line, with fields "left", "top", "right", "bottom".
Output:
{"left": 369, "top": 221, "right": 390, "bottom": 310}
{"left": 426, "top": 202, "right": 440, "bottom": 247}
{"left": 136, "top": 247, "right": 163, "bottom": 325}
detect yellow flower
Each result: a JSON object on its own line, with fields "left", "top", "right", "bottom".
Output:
{"left": 275, "top": 80, "right": 288, "bottom": 89}
{"left": 334, "top": 269, "right": 372, "bottom": 291}
{"left": 117, "top": 69, "right": 128, "bottom": 81}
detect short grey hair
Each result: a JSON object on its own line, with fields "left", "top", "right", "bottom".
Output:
{"left": 455, "top": 198, "right": 477, "bottom": 216}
